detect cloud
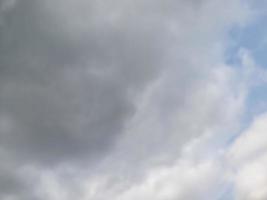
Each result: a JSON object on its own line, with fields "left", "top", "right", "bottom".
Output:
{"left": 0, "top": 0, "right": 257, "bottom": 199}
{"left": 0, "top": 0, "right": 173, "bottom": 165}
{"left": 227, "top": 113, "right": 267, "bottom": 200}
{"left": 0, "top": 0, "right": 250, "bottom": 164}
{"left": 90, "top": 159, "right": 223, "bottom": 200}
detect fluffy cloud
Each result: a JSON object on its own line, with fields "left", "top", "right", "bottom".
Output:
{"left": 228, "top": 113, "right": 267, "bottom": 200}
{"left": 0, "top": 0, "right": 258, "bottom": 199}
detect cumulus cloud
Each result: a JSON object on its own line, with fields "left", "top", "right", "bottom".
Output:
{"left": 0, "top": 0, "right": 260, "bottom": 199}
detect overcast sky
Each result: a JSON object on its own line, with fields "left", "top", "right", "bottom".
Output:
{"left": 0, "top": 0, "right": 267, "bottom": 199}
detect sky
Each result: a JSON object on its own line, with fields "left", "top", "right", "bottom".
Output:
{"left": 0, "top": 0, "right": 267, "bottom": 199}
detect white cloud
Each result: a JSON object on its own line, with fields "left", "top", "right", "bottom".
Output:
{"left": 228, "top": 114, "right": 267, "bottom": 166}
{"left": 227, "top": 113, "right": 267, "bottom": 200}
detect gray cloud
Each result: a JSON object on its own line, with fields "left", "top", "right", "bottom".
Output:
{"left": 0, "top": 0, "right": 253, "bottom": 199}
{"left": 0, "top": 0, "right": 174, "bottom": 165}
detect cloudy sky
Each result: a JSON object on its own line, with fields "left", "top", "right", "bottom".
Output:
{"left": 0, "top": 0, "right": 267, "bottom": 199}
